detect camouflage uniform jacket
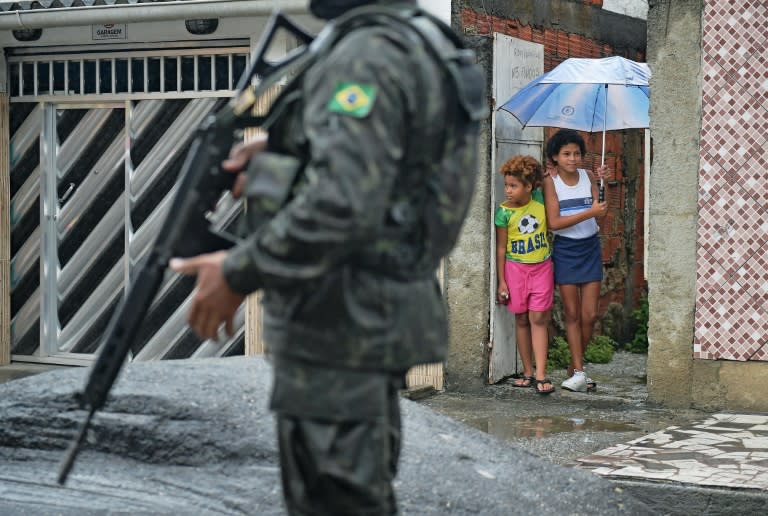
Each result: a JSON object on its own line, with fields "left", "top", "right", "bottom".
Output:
{"left": 223, "top": 2, "right": 468, "bottom": 371}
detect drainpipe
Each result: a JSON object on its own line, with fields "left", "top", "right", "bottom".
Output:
{"left": 0, "top": 0, "right": 308, "bottom": 30}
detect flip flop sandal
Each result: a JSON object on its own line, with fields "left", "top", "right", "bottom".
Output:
{"left": 512, "top": 375, "right": 534, "bottom": 388}
{"left": 534, "top": 378, "right": 555, "bottom": 395}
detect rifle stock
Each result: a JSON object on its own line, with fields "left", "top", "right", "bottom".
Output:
{"left": 57, "top": 11, "right": 314, "bottom": 485}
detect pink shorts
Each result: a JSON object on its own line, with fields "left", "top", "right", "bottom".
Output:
{"left": 504, "top": 258, "right": 554, "bottom": 314}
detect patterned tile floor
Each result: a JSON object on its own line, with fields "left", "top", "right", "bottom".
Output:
{"left": 576, "top": 413, "right": 768, "bottom": 490}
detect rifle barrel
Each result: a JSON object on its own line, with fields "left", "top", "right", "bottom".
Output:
{"left": 57, "top": 407, "right": 96, "bottom": 485}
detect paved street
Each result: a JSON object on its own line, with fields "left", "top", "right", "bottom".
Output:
{"left": 418, "top": 352, "right": 705, "bottom": 465}
{"left": 3, "top": 353, "right": 767, "bottom": 514}
{"left": 0, "top": 356, "right": 652, "bottom": 515}
{"left": 418, "top": 352, "right": 768, "bottom": 513}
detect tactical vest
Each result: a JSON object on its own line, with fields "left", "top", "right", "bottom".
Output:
{"left": 246, "top": 6, "right": 487, "bottom": 279}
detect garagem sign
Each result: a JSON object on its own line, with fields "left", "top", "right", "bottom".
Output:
{"left": 92, "top": 23, "right": 127, "bottom": 40}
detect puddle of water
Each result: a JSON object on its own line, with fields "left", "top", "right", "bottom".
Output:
{"left": 463, "top": 415, "right": 640, "bottom": 440}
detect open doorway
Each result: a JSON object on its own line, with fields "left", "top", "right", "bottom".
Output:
{"left": 488, "top": 33, "right": 544, "bottom": 383}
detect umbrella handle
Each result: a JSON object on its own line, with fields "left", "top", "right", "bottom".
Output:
{"left": 600, "top": 84, "right": 607, "bottom": 204}
{"left": 598, "top": 179, "right": 605, "bottom": 203}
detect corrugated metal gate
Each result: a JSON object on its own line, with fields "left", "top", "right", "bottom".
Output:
{"left": 9, "top": 44, "right": 250, "bottom": 364}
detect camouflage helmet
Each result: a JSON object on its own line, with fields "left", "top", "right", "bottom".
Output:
{"left": 309, "top": 0, "right": 390, "bottom": 19}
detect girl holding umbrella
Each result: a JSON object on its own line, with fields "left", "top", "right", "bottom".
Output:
{"left": 542, "top": 129, "right": 608, "bottom": 392}
{"left": 499, "top": 56, "right": 648, "bottom": 392}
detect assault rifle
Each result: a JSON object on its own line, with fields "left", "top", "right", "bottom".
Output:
{"left": 56, "top": 12, "right": 314, "bottom": 486}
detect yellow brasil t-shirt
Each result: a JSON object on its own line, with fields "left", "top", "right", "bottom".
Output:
{"left": 494, "top": 188, "right": 550, "bottom": 264}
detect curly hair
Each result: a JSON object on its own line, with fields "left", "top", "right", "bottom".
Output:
{"left": 499, "top": 155, "right": 544, "bottom": 189}
{"left": 545, "top": 129, "right": 586, "bottom": 162}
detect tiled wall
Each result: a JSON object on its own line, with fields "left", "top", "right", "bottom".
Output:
{"left": 696, "top": 0, "right": 768, "bottom": 361}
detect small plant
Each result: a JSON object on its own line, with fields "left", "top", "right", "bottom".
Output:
{"left": 546, "top": 334, "right": 617, "bottom": 370}
{"left": 628, "top": 295, "right": 649, "bottom": 353}
{"left": 585, "top": 335, "right": 616, "bottom": 364}
{"left": 546, "top": 336, "right": 571, "bottom": 370}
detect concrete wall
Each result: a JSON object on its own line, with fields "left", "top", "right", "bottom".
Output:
{"left": 603, "top": 0, "right": 648, "bottom": 19}
{"left": 418, "top": 0, "right": 451, "bottom": 22}
{"left": 645, "top": 0, "right": 700, "bottom": 408}
{"left": 444, "top": 16, "right": 493, "bottom": 390}
{"left": 459, "top": 0, "right": 646, "bottom": 56}
{"left": 647, "top": 0, "right": 768, "bottom": 412}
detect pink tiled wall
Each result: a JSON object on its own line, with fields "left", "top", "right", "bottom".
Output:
{"left": 696, "top": 0, "right": 768, "bottom": 361}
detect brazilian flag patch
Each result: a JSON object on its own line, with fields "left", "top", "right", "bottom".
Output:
{"left": 328, "top": 82, "right": 377, "bottom": 118}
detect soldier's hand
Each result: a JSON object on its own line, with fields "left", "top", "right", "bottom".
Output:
{"left": 222, "top": 135, "right": 268, "bottom": 198}
{"left": 169, "top": 251, "right": 245, "bottom": 340}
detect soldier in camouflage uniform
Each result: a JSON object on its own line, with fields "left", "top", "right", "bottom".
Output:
{"left": 171, "top": 0, "right": 485, "bottom": 514}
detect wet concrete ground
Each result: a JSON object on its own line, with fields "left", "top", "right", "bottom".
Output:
{"left": 3, "top": 353, "right": 765, "bottom": 514}
{"left": 417, "top": 352, "right": 708, "bottom": 466}
{"left": 1, "top": 353, "right": 703, "bottom": 470}
{"left": 0, "top": 356, "right": 653, "bottom": 515}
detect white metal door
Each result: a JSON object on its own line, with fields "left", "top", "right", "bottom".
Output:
{"left": 488, "top": 33, "right": 545, "bottom": 383}
{"left": 9, "top": 45, "right": 250, "bottom": 364}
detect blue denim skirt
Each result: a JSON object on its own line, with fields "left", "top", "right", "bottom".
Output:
{"left": 552, "top": 233, "right": 603, "bottom": 285}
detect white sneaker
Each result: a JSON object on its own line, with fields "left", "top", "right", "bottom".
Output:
{"left": 561, "top": 370, "right": 588, "bottom": 392}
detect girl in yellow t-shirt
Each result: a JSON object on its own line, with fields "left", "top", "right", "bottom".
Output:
{"left": 495, "top": 155, "right": 554, "bottom": 394}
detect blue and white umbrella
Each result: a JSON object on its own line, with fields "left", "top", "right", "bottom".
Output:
{"left": 498, "top": 56, "right": 651, "bottom": 171}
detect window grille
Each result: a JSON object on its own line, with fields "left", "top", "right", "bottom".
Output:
{"left": 8, "top": 47, "right": 250, "bottom": 102}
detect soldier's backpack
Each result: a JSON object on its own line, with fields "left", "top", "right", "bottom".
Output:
{"left": 252, "top": 6, "right": 488, "bottom": 279}
{"left": 325, "top": 6, "right": 489, "bottom": 277}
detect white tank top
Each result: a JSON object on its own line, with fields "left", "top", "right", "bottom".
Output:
{"left": 552, "top": 168, "right": 599, "bottom": 239}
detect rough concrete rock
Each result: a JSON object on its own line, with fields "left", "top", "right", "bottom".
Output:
{"left": 0, "top": 356, "right": 651, "bottom": 515}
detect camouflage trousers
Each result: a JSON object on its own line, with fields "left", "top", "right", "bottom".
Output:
{"left": 270, "top": 357, "right": 405, "bottom": 516}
